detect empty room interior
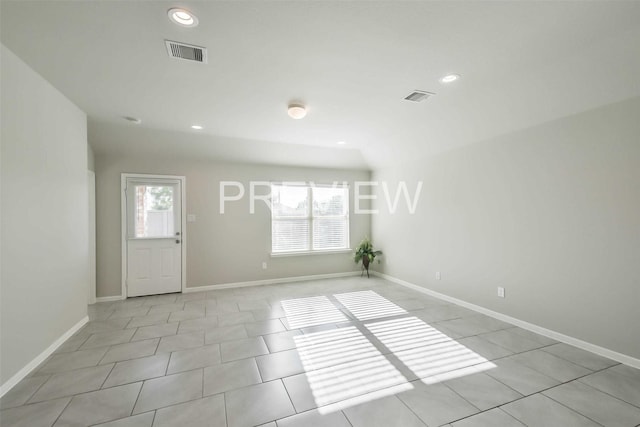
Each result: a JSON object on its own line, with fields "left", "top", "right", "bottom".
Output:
{"left": 2, "top": 1, "right": 640, "bottom": 426}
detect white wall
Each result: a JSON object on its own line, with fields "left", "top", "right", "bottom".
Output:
{"left": 1, "top": 45, "right": 89, "bottom": 385}
{"left": 373, "top": 96, "right": 640, "bottom": 360}
{"left": 95, "top": 152, "right": 371, "bottom": 297}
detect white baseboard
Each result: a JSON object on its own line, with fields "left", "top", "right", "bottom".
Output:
{"left": 184, "top": 271, "right": 361, "bottom": 293}
{"left": 95, "top": 295, "right": 126, "bottom": 303}
{"left": 0, "top": 315, "right": 89, "bottom": 398}
{"left": 373, "top": 272, "right": 640, "bottom": 369}
{"left": 95, "top": 271, "right": 361, "bottom": 300}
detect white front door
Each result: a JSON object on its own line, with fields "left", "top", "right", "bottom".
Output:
{"left": 124, "top": 176, "right": 183, "bottom": 297}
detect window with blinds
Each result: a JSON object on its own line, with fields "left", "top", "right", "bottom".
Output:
{"left": 271, "top": 184, "right": 349, "bottom": 254}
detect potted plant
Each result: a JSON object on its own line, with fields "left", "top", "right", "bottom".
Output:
{"left": 354, "top": 237, "right": 382, "bottom": 278}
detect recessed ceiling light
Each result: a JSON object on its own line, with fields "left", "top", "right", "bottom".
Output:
{"left": 337, "top": 141, "right": 346, "bottom": 145}
{"left": 123, "top": 116, "right": 142, "bottom": 124}
{"left": 191, "top": 125, "right": 203, "bottom": 130}
{"left": 440, "top": 74, "right": 461, "bottom": 83}
{"left": 287, "top": 104, "right": 307, "bottom": 119}
{"left": 167, "top": 8, "right": 198, "bottom": 27}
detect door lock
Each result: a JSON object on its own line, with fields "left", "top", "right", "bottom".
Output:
{"left": 176, "top": 239, "right": 180, "bottom": 244}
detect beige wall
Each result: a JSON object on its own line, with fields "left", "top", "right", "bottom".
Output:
{"left": 87, "top": 143, "right": 95, "bottom": 172}
{"left": 372, "top": 96, "right": 640, "bottom": 360}
{"left": 1, "top": 45, "right": 89, "bottom": 384}
{"left": 95, "top": 153, "right": 371, "bottom": 297}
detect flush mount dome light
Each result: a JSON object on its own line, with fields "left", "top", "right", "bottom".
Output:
{"left": 287, "top": 104, "right": 307, "bottom": 119}
{"left": 191, "top": 125, "right": 203, "bottom": 130}
{"left": 440, "top": 73, "right": 461, "bottom": 83}
{"left": 168, "top": 8, "right": 198, "bottom": 27}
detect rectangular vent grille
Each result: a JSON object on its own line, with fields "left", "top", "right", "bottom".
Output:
{"left": 404, "top": 90, "right": 435, "bottom": 102}
{"left": 165, "top": 40, "right": 207, "bottom": 64}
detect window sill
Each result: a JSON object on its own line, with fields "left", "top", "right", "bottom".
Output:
{"left": 270, "top": 249, "right": 352, "bottom": 258}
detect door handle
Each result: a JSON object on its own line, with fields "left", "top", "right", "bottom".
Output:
{"left": 176, "top": 239, "right": 181, "bottom": 244}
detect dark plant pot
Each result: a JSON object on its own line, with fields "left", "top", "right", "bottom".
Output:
{"left": 361, "top": 256, "right": 370, "bottom": 278}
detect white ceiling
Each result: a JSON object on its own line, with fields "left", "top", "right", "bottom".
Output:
{"left": 2, "top": 1, "right": 639, "bottom": 169}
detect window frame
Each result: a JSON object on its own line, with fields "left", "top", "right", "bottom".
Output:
{"left": 270, "top": 182, "right": 350, "bottom": 256}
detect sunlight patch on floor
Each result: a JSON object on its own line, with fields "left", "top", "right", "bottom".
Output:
{"left": 281, "top": 295, "right": 348, "bottom": 329}
{"left": 293, "top": 326, "right": 412, "bottom": 412}
{"left": 294, "top": 327, "right": 381, "bottom": 370}
{"left": 285, "top": 290, "right": 495, "bottom": 414}
{"left": 334, "top": 290, "right": 407, "bottom": 320}
{"left": 366, "top": 316, "right": 496, "bottom": 384}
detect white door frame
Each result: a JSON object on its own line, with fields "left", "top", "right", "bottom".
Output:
{"left": 121, "top": 173, "right": 187, "bottom": 298}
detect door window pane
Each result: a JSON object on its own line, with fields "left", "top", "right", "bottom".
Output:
{"left": 134, "top": 185, "right": 174, "bottom": 237}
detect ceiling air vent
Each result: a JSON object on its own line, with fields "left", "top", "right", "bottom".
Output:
{"left": 165, "top": 40, "right": 207, "bottom": 64}
{"left": 404, "top": 90, "right": 435, "bottom": 102}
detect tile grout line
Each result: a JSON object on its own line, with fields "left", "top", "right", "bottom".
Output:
{"left": 541, "top": 391, "right": 607, "bottom": 427}
{"left": 444, "top": 405, "right": 528, "bottom": 427}
{"left": 574, "top": 370, "right": 640, "bottom": 410}
{"left": 98, "top": 363, "right": 117, "bottom": 390}
{"left": 223, "top": 391, "right": 228, "bottom": 427}
{"left": 19, "top": 374, "right": 52, "bottom": 407}
{"left": 341, "top": 409, "right": 355, "bottom": 427}
{"left": 499, "top": 408, "right": 529, "bottom": 427}
{"left": 51, "top": 396, "right": 74, "bottom": 426}
{"left": 278, "top": 378, "right": 297, "bottom": 418}
{"left": 536, "top": 345, "right": 622, "bottom": 371}
{"left": 129, "top": 371, "right": 207, "bottom": 417}
{"left": 479, "top": 364, "right": 625, "bottom": 426}
{"left": 393, "top": 389, "right": 430, "bottom": 426}
{"left": 128, "top": 381, "right": 145, "bottom": 419}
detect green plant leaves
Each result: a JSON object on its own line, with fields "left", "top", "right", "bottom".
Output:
{"left": 353, "top": 237, "right": 382, "bottom": 264}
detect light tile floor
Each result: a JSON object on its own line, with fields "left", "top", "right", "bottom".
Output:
{"left": 2, "top": 277, "right": 640, "bottom": 426}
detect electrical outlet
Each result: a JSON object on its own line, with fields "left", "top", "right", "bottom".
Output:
{"left": 435, "top": 272, "right": 441, "bottom": 280}
{"left": 262, "top": 262, "right": 267, "bottom": 270}
{"left": 497, "top": 287, "right": 505, "bottom": 298}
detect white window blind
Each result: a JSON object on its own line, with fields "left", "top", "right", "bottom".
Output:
{"left": 271, "top": 184, "right": 349, "bottom": 254}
